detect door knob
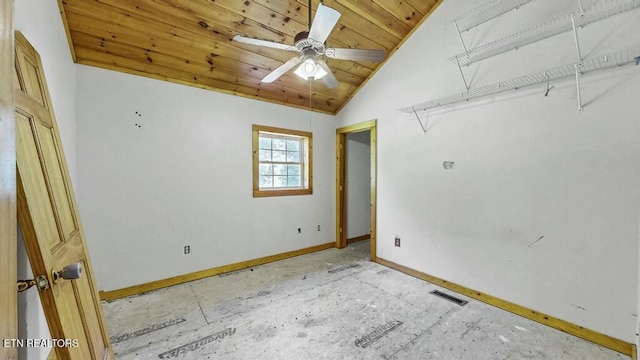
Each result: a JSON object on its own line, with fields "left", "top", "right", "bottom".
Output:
{"left": 17, "top": 263, "right": 83, "bottom": 293}
{"left": 53, "top": 262, "right": 83, "bottom": 283}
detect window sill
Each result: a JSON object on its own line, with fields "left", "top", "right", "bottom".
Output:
{"left": 253, "top": 188, "right": 313, "bottom": 197}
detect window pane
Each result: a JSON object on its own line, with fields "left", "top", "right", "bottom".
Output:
{"left": 287, "top": 140, "right": 300, "bottom": 151}
{"left": 272, "top": 150, "right": 286, "bottom": 162}
{"left": 259, "top": 149, "right": 271, "bottom": 162}
{"left": 287, "top": 165, "right": 301, "bottom": 176}
{"left": 288, "top": 176, "right": 301, "bottom": 187}
{"left": 286, "top": 151, "right": 300, "bottom": 163}
{"left": 253, "top": 126, "right": 312, "bottom": 197}
{"left": 274, "top": 176, "right": 287, "bottom": 187}
{"left": 273, "top": 164, "right": 287, "bottom": 175}
{"left": 259, "top": 164, "right": 273, "bottom": 176}
{"left": 260, "top": 176, "right": 273, "bottom": 187}
{"left": 259, "top": 137, "right": 271, "bottom": 149}
{"left": 272, "top": 138, "right": 286, "bottom": 150}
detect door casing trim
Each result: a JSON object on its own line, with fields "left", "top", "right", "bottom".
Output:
{"left": 335, "top": 120, "right": 377, "bottom": 261}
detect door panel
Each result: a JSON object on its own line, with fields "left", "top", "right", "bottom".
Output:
{"left": 15, "top": 111, "right": 63, "bottom": 251}
{"left": 56, "top": 281, "right": 93, "bottom": 359}
{"left": 15, "top": 31, "right": 113, "bottom": 360}
{"left": 36, "top": 121, "right": 78, "bottom": 238}
{"left": 15, "top": 44, "right": 47, "bottom": 107}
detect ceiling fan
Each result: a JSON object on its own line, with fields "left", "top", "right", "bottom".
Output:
{"left": 232, "top": 1, "right": 386, "bottom": 89}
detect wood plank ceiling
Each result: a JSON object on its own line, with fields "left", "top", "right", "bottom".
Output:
{"left": 58, "top": 0, "right": 441, "bottom": 114}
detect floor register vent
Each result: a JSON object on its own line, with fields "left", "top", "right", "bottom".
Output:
{"left": 430, "top": 290, "right": 468, "bottom": 306}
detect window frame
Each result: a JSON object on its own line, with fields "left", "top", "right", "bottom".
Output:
{"left": 252, "top": 124, "right": 313, "bottom": 197}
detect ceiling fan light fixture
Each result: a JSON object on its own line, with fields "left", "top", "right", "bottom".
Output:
{"left": 294, "top": 58, "right": 327, "bottom": 80}
{"left": 313, "top": 65, "right": 328, "bottom": 80}
{"left": 303, "top": 59, "right": 315, "bottom": 73}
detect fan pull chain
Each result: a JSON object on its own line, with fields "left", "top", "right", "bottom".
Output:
{"left": 309, "top": 76, "right": 313, "bottom": 129}
{"left": 309, "top": 76, "right": 312, "bottom": 112}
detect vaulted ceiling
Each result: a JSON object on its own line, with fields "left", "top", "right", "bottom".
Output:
{"left": 58, "top": 0, "right": 441, "bottom": 114}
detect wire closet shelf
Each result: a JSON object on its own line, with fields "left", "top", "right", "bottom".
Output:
{"left": 448, "top": 0, "right": 537, "bottom": 33}
{"left": 450, "top": 0, "right": 640, "bottom": 67}
{"left": 400, "top": 48, "right": 640, "bottom": 114}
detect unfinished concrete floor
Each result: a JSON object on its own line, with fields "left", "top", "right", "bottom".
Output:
{"left": 103, "top": 240, "right": 628, "bottom": 359}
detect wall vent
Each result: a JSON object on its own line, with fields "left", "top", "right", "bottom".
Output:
{"left": 430, "top": 290, "right": 468, "bottom": 306}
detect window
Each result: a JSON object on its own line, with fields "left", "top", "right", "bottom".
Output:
{"left": 252, "top": 125, "right": 312, "bottom": 197}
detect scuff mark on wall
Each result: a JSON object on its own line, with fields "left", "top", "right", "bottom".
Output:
{"left": 528, "top": 236, "right": 544, "bottom": 248}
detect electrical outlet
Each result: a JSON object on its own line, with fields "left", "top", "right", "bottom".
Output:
{"left": 297, "top": 228, "right": 302, "bottom": 234}
{"left": 184, "top": 245, "right": 191, "bottom": 254}
{"left": 394, "top": 236, "right": 401, "bottom": 247}
{"left": 317, "top": 224, "right": 321, "bottom": 231}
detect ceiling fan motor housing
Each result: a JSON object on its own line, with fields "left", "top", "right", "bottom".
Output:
{"left": 294, "top": 31, "right": 309, "bottom": 44}
{"left": 294, "top": 31, "right": 325, "bottom": 54}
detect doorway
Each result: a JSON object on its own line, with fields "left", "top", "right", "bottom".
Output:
{"left": 345, "top": 131, "right": 371, "bottom": 245}
{"left": 335, "top": 120, "right": 377, "bottom": 261}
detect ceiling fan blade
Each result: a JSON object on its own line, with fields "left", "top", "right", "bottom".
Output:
{"left": 233, "top": 35, "right": 298, "bottom": 52}
{"left": 262, "top": 57, "right": 302, "bottom": 83}
{"left": 316, "top": 60, "right": 339, "bottom": 89}
{"left": 308, "top": 3, "right": 341, "bottom": 44}
{"left": 325, "top": 48, "right": 386, "bottom": 62}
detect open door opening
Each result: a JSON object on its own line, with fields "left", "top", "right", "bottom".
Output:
{"left": 335, "top": 120, "right": 377, "bottom": 261}
{"left": 345, "top": 131, "right": 371, "bottom": 247}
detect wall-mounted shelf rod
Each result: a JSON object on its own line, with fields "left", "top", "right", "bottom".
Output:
{"left": 570, "top": 13, "right": 583, "bottom": 63}
{"left": 455, "top": 56, "right": 470, "bottom": 90}
{"left": 574, "top": 63, "right": 583, "bottom": 112}
{"left": 453, "top": 21, "right": 468, "bottom": 54}
{"left": 577, "top": 0, "right": 585, "bottom": 16}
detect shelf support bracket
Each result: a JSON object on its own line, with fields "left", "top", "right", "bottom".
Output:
{"left": 455, "top": 56, "right": 470, "bottom": 91}
{"left": 544, "top": 71, "right": 554, "bottom": 96}
{"left": 574, "top": 64, "right": 583, "bottom": 112}
{"left": 453, "top": 21, "right": 468, "bottom": 54}
{"left": 570, "top": 13, "right": 583, "bottom": 64}
{"left": 412, "top": 107, "right": 428, "bottom": 134}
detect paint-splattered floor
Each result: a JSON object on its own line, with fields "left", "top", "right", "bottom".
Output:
{"left": 102, "top": 241, "right": 628, "bottom": 360}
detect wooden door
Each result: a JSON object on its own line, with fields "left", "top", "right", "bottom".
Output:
{"left": 14, "top": 31, "right": 113, "bottom": 360}
{"left": 0, "top": 2, "right": 17, "bottom": 360}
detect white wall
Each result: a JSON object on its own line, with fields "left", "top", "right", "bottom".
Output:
{"left": 15, "top": 0, "right": 77, "bottom": 358}
{"left": 346, "top": 131, "right": 371, "bottom": 238}
{"left": 15, "top": 1, "right": 77, "bottom": 183}
{"left": 76, "top": 66, "right": 336, "bottom": 291}
{"left": 338, "top": 0, "right": 640, "bottom": 343}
